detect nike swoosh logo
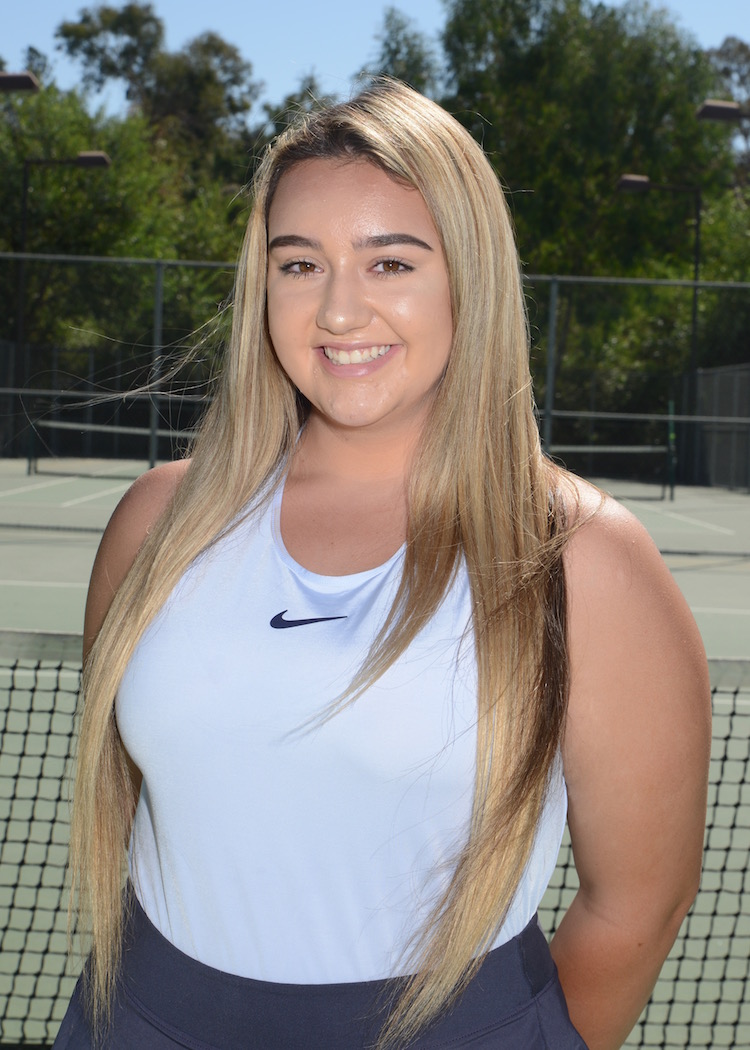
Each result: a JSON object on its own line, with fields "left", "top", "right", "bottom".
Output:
{"left": 270, "top": 610, "right": 348, "bottom": 629}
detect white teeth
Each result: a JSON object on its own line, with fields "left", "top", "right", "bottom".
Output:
{"left": 323, "top": 345, "right": 391, "bottom": 366}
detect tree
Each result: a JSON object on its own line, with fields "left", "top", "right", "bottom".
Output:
{"left": 439, "top": 0, "right": 742, "bottom": 419}
{"left": 0, "top": 79, "right": 241, "bottom": 388}
{"left": 442, "top": 0, "right": 731, "bottom": 274}
{"left": 359, "top": 7, "right": 440, "bottom": 97}
{"left": 55, "top": 4, "right": 262, "bottom": 178}
{"left": 250, "top": 74, "right": 339, "bottom": 156}
{"left": 54, "top": 3, "right": 164, "bottom": 96}
{"left": 20, "top": 46, "right": 54, "bottom": 85}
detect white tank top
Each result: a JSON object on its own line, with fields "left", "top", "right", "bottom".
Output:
{"left": 116, "top": 484, "right": 566, "bottom": 984}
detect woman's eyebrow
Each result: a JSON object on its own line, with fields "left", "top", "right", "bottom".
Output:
{"left": 355, "top": 233, "right": 434, "bottom": 251}
{"left": 268, "top": 233, "right": 434, "bottom": 252}
{"left": 268, "top": 234, "right": 321, "bottom": 251}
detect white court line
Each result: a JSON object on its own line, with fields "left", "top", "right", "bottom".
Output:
{"left": 655, "top": 512, "right": 731, "bottom": 537}
{"left": 0, "top": 579, "right": 88, "bottom": 589}
{"left": 0, "top": 475, "right": 80, "bottom": 499}
{"left": 637, "top": 504, "right": 735, "bottom": 535}
{"left": 693, "top": 606, "right": 750, "bottom": 616}
{"left": 61, "top": 483, "right": 129, "bottom": 507}
{"left": 0, "top": 462, "right": 140, "bottom": 501}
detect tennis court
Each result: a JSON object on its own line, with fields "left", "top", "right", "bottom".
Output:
{"left": 1, "top": 456, "right": 749, "bottom": 1047}
{"left": 1, "top": 459, "right": 748, "bottom": 657}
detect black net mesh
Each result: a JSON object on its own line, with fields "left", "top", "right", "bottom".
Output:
{"left": 540, "top": 667, "right": 750, "bottom": 1047}
{"left": 1, "top": 634, "right": 748, "bottom": 1047}
{"left": 0, "top": 634, "right": 80, "bottom": 1046}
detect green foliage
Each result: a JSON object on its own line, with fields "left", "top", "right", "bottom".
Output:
{"left": 707, "top": 36, "right": 750, "bottom": 179}
{"left": 0, "top": 2, "right": 258, "bottom": 396}
{"left": 22, "top": 46, "right": 54, "bottom": 84}
{"left": 248, "top": 74, "right": 339, "bottom": 166}
{"left": 359, "top": 7, "right": 440, "bottom": 96}
{"left": 439, "top": 0, "right": 747, "bottom": 411}
{"left": 55, "top": 4, "right": 261, "bottom": 179}
{"left": 442, "top": 0, "right": 731, "bottom": 274}
{"left": 0, "top": 82, "right": 241, "bottom": 390}
{"left": 55, "top": 3, "right": 164, "bottom": 94}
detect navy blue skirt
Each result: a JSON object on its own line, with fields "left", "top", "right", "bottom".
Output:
{"left": 53, "top": 896, "right": 587, "bottom": 1048}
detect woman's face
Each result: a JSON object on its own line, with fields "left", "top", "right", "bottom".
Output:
{"left": 266, "top": 158, "right": 453, "bottom": 439}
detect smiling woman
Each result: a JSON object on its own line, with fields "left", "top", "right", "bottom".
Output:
{"left": 54, "top": 80, "right": 710, "bottom": 1050}
{"left": 265, "top": 159, "right": 454, "bottom": 576}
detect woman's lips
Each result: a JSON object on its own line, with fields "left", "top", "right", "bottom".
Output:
{"left": 322, "top": 344, "right": 392, "bottom": 366}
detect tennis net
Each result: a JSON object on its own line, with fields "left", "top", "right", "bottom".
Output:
{"left": 1, "top": 632, "right": 748, "bottom": 1047}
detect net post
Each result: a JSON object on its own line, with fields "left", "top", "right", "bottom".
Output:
{"left": 26, "top": 394, "right": 40, "bottom": 475}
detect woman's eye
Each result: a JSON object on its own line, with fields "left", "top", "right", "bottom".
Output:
{"left": 375, "top": 259, "right": 413, "bottom": 275}
{"left": 280, "top": 260, "right": 318, "bottom": 276}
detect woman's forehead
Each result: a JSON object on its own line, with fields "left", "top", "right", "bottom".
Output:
{"left": 267, "top": 158, "right": 435, "bottom": 242}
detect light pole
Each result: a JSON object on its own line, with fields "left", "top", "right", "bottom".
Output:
{"left": 15, "top": 151, "right": 111, "bottom": 398}
{"left": 617, "top": 174, "right": 702, "bottom": 372}
{"left": 614, "top": 97, "right": 743, "bottom": 483}
{"left": 1, "top": 71, "right": 40, "bottom": 451}
{"left": 617, "top": 173, "right": 702, "bottom": 480}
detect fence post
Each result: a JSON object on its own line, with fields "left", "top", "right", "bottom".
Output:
{"left": 667, "top": 399, "right": 676, "bottom": 501}
{"left": 84, "top": 346, "right": 94, "bottom": 458}
{"left": 543, "top": 279, "right": 559, "bottom": 451}
{"left": 149, "top": 261, "right": 164, "bottom": 469}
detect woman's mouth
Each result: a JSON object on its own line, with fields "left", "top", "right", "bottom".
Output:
{"left": 322, "top": 345, "right": 392, "bottom": 366}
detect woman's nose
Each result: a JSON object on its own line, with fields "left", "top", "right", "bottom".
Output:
{"left": 316, "top": 270, "right": 371, "bottom": 333}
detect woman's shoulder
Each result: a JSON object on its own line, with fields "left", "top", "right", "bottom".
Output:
{"left": 560, "top": 474, "right": 656, "bottom": 573}
{"left": 560, "top": 473, "right": 690, "bottom": 631}
{"left": 83, "top": 459, "right": 191, "bottom": 655}
{"left": 102, "top": 458, "right": 190, "bottom": 560}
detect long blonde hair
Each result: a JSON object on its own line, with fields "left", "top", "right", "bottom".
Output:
{"left": 71, "top": 79, "right": 571, "bottom": 1047}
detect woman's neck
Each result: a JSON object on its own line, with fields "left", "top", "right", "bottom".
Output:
{"left": 293, "top": 411, "right": 422, "bottom": 486}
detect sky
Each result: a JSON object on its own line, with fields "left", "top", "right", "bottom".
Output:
{"left": 3, "top": 0, "right": 747, "bottom": 116}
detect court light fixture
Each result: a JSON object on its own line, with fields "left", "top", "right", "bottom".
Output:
{"left": 24, "top": 151, "right": 112, "bottom": 170}
{"left": 69, "top": 150, "right": 112, "bottom": 168}
{"left": 696, "top": 99, "right": 742, "bottom": 122}
{"left": 617, "top": 175, "right": 698, "bottom": 195}
{"left": 0, "top": 71, "right": 40, "bottom": 92}
{"left": 617, "top": 174, "right": 651, "bottom": 192}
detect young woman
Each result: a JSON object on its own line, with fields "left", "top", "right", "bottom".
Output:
{"left": 54, "top": 80, "right": 710, "bottom": 1050}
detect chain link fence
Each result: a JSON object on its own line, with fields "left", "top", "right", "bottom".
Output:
{"left": 1, "top": 254, "right": 749, "bottom": 488}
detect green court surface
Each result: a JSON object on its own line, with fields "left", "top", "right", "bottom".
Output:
{"left": 0, "top": 459, "right": 140, "bottom": 638}
{"left": 1, "top": 459, "right": 748, "bottom": 660}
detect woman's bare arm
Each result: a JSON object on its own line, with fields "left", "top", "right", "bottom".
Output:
{"left": 83, "top": 459, "right": 190, "bottom": 660}
{"left": 551, "top": 490, "right": 711, "bottom": 1050}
